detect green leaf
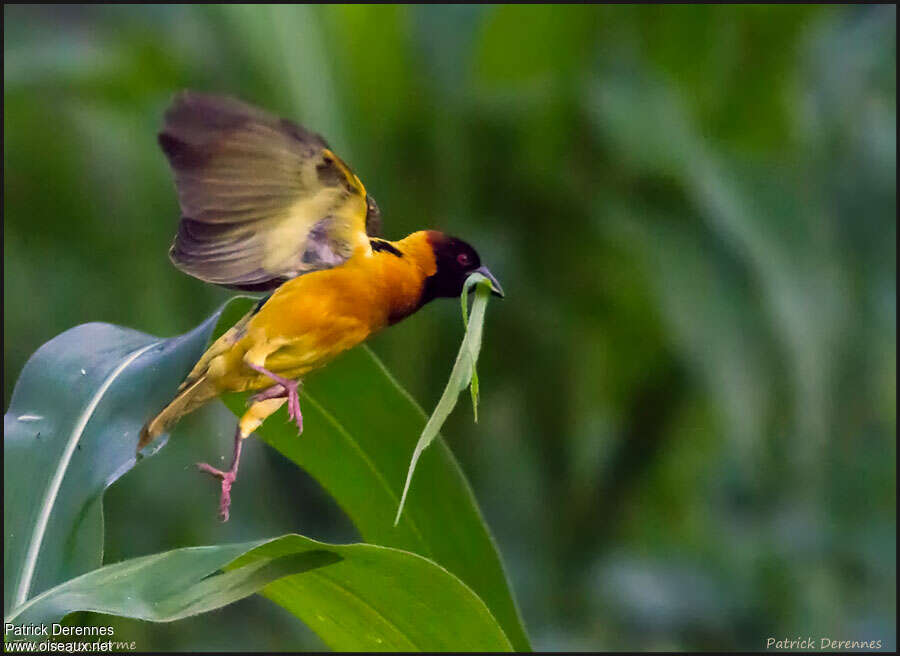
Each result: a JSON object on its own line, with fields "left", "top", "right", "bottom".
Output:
{"left": 3, "top": 306, "right": 229, "bottom": 617}
{"left": 397, "top": 274, "right": 493, "bottom": 524}
{"left": 235, "top": 536, "right": 512, "bottom": 651}
{"left": 220, "top": 289, "right": 529, "bottom": 651}
{"left": 5, "top": 539, "right": 274, "bottom": 626}
{"left": 460, "top": 273, "right": 485, "bottom": 422}
{"left": 6, "top": 535, "right": 512, "bottom": 651}
{"left": 4, "top": 296, "right": 527, "bottom": 650}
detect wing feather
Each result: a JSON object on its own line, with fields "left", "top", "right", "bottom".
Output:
{"left": 159, "top": 91, "right": 380, "bottom": 290}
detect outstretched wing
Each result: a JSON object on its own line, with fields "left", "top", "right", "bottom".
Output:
{"left": 159, "top": 91, "right": 381, "bottom": 290}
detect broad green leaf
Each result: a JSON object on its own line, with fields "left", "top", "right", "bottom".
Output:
{"left": 4, "top": 296, "right": 527, "bottom": 650}
{"left": 219, "top": 293, "right": 530, "bottom": 651}
{"left": 5, "top": 539, "right": 274, "bottom": 626}
{"left": 7, "top": 535, "right": 512, "bottom": 652}
{"left": 233, "top": 536, "right": 512, "bottom": 651}
{"left": 396, "top": 274, "right": 493, "bottom": 524}
{"left": 3, "top": 306, "right": 229, "bottom": 617}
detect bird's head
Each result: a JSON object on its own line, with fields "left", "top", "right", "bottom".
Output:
{"left": 421, "top": 231, "right": 504, "bottom": 303}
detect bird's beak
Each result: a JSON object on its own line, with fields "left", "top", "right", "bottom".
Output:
{"left": 474, "top": 266, "right": 505, "bottom": 298}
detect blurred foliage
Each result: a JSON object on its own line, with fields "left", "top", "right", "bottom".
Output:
{"left": 4, "top": 4, "right": 896, "bottom": 651}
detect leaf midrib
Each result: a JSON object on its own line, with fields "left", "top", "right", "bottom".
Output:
{"left": 11, "top": 340, "right": 160, "bottom": 611}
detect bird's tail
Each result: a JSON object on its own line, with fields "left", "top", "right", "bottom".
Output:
{"left": 138, "top": 375, "right": 218, "bottom": 452}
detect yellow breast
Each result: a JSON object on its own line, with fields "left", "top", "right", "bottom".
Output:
{"left": 212, "top": 232, "right": 437, "bottom": 392}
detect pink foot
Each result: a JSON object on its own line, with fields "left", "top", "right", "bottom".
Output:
{"left": 285, "top": 381, "right": 303, "bottom": 434}
{"left": 197, "top": 426, "right": 243, "bottom": 522}
{"left": 249, "top": 384, "right": 287, "bottom": 404}
{"left": 245, "top": 363, "right": 303, "bottom": 435}
{"left": 196, "top": 463, "right": 237, "bottom": 522}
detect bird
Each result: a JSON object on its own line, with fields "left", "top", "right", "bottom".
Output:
{"left": 138, "top": 91, "right": 503, "bottom": 521}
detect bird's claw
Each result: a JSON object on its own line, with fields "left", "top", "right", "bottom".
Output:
{"left": 248, "top": 383, "right": 288, "bottom": 405}
{"left": 196, "top": 462, "right": 236, "bottom": 522}
{"left": 246, "top": 380, "right": 302, "bottom": 434}
{"left": 285, "top": 382, "right": 303, "bottom": 434}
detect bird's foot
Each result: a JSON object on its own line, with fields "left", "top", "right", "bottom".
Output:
{"left": 249, "top": 383, "right": 288, "bottom": 404}
{"left": 284, "top": 380, "right": 303, "bottom": 434}
{"left": 196, "top": 463, "right": 237, "bottom": 522}
{"left": 244, "top": 363, "right": 303, "bottom": 435}
{"left": 196, "top": 426, "right": 243, "bottom": 522}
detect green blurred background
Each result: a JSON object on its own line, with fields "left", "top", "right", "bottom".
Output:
{"left": 4, "top": 4, "right": 896, "bottom": 651}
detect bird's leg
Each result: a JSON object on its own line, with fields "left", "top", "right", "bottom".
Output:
{"left": 196, "top": 425, "right": 243, "bottom": 522}
{"left": 248, "top": 383, "right": 288, "bottom": 404}
{"left": 244, "top": 363, "right": 303, "bottom": 434}
{"left": 197, "top": 396, "right": 286, "bottom": 522}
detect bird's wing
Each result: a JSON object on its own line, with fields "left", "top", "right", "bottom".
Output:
{"left": 159, "top": 91, "right": 381, "bottom": 291}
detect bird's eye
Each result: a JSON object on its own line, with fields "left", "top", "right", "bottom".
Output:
{"left": 457, "top": 253, "right": 471, "bottom": 267}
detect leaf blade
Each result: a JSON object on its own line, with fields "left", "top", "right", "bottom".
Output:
{"left": 221, "top": 283, "right": 530, "bottom": 650}
{"left": 8, "top": 535, "right": 513, "bottom": 652}
{"left": 4, "top": 296, "right": 528, "bottom": 650}
{"left": 395, "top": 274, "right": 492, "bottom": 524}
{"left": 3, "top": 306, "right": 232, "bottom": 616}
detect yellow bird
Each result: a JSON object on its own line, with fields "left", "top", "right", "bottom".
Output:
{"left": 139, "top": 92, "right": 503, "bottom": 520}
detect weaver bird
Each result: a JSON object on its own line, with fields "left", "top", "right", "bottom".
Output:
{"left": 139, "top": 92, "right": 503, "bottom": 520}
